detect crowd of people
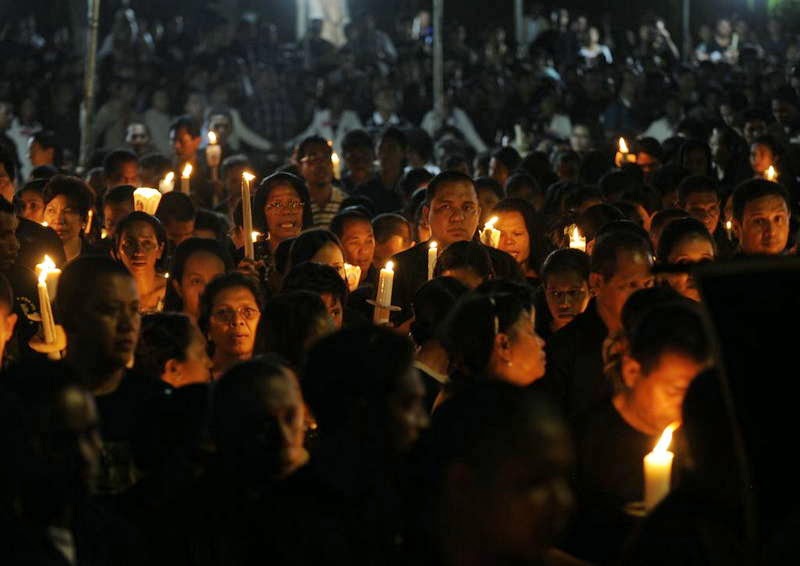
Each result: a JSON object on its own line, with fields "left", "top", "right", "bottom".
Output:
{"left": 1, "top": 3, "right": 800, "bottom": 565}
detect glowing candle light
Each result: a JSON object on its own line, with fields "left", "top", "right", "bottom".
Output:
{"left": 133, "top": 187, "right": 163, "bottom": 215}
{"left": 159, "top": 171, "right": 175, "bottom": 193}
{"left": 181, "top": 163, "right": 193, "bottom": 193}
{"left": 41, "top": 221, "right": 48, "bottom": 228}
{"left": 480, "top": 216, "right": 501, "bottom": 248}
{"left": 206, "top": 131, "right": 222, "bottom": 179}
{"left": 644, "top": 422, "right": 679, "bottom": 511}
{"left": 725, "top": 220, "right": 733, "bottom": 241}
{"left": 568, "top": 224, "right": 587, "bottom": 252}
{"left": 373, "top": 261, "right": 395, "bottom": 324}
{"left": 251, "top": 231, "right": 261, "bottom": 243}
{"left": 619, "top": 137, "right": 629, "bottom": 154}
{"left": 331, "top": 151, "right": 341, "bottom": 179}
{"left": 765, "top": 165, "right": 778, "bottom": 182}
{"left": 35, "top": 255, "right": 60, "bottom": 359}
{"left": 344, "top": 263, "right": 361, "bottom": 292}
{"left": 615, "top": 137, "right": 637, "bottom": 167}
{"left": 84, "top": 209, "right": 93, "bottom": 235}
{"left": 241, "top": 172, "right": 256, "bottom": 260}
{"left": 427, "top": 240, "right": 438, "bottom": 280}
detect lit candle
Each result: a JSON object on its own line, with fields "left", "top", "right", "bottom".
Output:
{"left": 644, "top": 422, "right": 679, "bottom": 511}
{"left": 480, "top": 216, "right": 501, "bottom": 248}
{"left": 41, "top": 221, "right": 48, "bottom": 228}
{"left": 206, "top": 131, "right": 222, "bottom": 180}
{"left": 427, "top": 240, "right": 438, "bottom": 280}
{"left": 241, "top": 172, "right": 256, "bottom": 260}
{"left": 84, "top": 209, "right": 93, "bottom": 235}
{"left": 101, "top": 228, "right": 108, "bottom": 240}
{"left": 344, "top": 263, "right": 361, "bottom": 292}
{"left": 374, "top": 261, "right": 395, "bottom": 324}
{"left": 568, "top": 224, "right": 587, "bottom": 252}
{"left": 725, "top": 220, "right": 733, "bottom": 241}
{"left": 615, "top": 137, "right": 637, "bottom": 167}
{"left": 35, "top": 255, "right": 60, "bottom": 359}
{"left": 181, "top": 163, "right": 193, "bottom": 193}
{"left": 331, "top": 151, "right": 341, "bottom": 179}
{"left": 159, "top": 171, "right": 175, "bottom": 193}
{"left": 133, "top": 187, "right": 163, "bottom": 215}
{"left": 765, "top": 165, "right": 778, "bottom": 182}
{"left": 251, "top": 231, "right": 261, "bottom": 243}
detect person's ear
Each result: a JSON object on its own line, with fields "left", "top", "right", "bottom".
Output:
{"left": 621, "top": 354, "right": 642, "bottom": 389}
{"left": 589, "top": 272, "right": 603, "bottom": 296}
{"left": 493, "top": 332, "right": 513, "bottom": 365}
{"left": 164, "top": 358, "right": 182, "bottom": 380}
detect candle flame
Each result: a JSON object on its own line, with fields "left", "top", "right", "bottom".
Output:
{"left": 618, "top": 137, "right": 629, "bottom": 153}
{"left": 181, "top": 163, "right": 193, "bottom": 179}
{"left": 429, "top": 240, "right": 437, "bottom": 250}
{"left": 37, "top": 255, "right": 57, "bottom": 283}
{"left": 327, "top": 140, "right": 334, "bottom": 147}
{"left": 484, "top": 216, "right": 499, "bottom": 230}
{"left": 570, "top": 224, "right": 582, "bottom": 240}
{"left": 208, "top": 131, "right": 217, "bottom": 144}
{"left": 725, "top": 220, "right": 732, "bottom": 230}
{"left": 385, "top": 260, "right": 394, "bottom": 271}
{"left": 766, "top": 165, "right": 777, "bottom": 181}
{"left": 164, "top": 171, "right": 175, "bottom": 184}
{"left": 331, "top": 151, "right": 340, "bottom": 163}
{"left": 164, "top": 272, "right": 170, "bottom": 279}
{"left": 242, "top": 171, "right": 256, "bottom": 183}
{"left": 41, "top": 221, "right": 48, "bottom": 228}
{"left": 653, "top": 422, "right": 680, "bottom": 454}
{"left": 251, "top": 231, "right": 261, "bottom": 243}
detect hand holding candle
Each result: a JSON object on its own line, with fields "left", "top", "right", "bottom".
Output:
{"left": 206, "top": 131, "right": 222, "bottom": 179}
{"left": 427, "top": 241, "right": 438, "bottom": 280}
{"left": 615, "top": 137, "right": 637, "bottom": 168}
{"left": 644, "top": 422, "right": 679, "bottom": 511}
{"left": 241, "top": 172, "right": 256, "bottom": 260}
{"left": 181, "top": 163, "right": 193, "bottom": 193}
{"left": 480, "top": 216, "right": 501, "bottom": 248}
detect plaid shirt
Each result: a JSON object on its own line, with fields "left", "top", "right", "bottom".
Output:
{"left": 310, "top": 186, "right": 347, "bottom": 229}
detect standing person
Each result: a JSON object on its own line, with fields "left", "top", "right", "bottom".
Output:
{"left": 545, "top": 224, "right": 654, "bottom": 421}
{"left": 339, "top": 129, "right": 375, "bottom": 193}
{"left": 163, "top": 237, "right": 233, "bottom": 320}
{"left": 112, "top": 212, "right": 167, "bottom": 313}
{"left": 331, "top": 207, "right": 376, "bottom": 285}
{"left": 493, "top": 198, "right": 550, "bottom": 280}
{"left": 676, "top": 175, "right": 736, "bottom": 258}
{"left": 134, "top": 312, "right": 212, "bottom": 387}
{"left": 537, "top": 249, "right": 591, "bottom": 342}
{"left": 296, "top": 135, "right": 347, "bottom": 229}
{"left": 350, "top": 127, "right": 405, "bottom": 214}
{"left": 292, "top": 87, "right": 364, "bottom": 154}
{"left": 42, "top": 175, "right": 101, "bottom": 262}
{"left": 169, "top": 115, "right": 215, "bottom": 209}
{"left": 198, "top": 272, "right": 263, "bottom": 379}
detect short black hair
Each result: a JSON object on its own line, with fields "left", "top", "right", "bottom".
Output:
{"left": 30, "top": 131, "right": 62, "bottom": 166}
{"left": 540, "top": 248, "right": 590, "bottom": 285}
{"left": 286, "top": 229, "right": 342, "bottom": 274}
{"left": 406, "top": 128, "right": 434, "bottom": 162}
{"left": 474, "top": 177, "right": 505, "bottom": 201}
{"left": 296, "top": 135, "right": 331, "bottom": 160}
{"left": 169, "top": 115, "right": 201, "bottom": 139}
{"left": 282, "top": 262, "right": 348, "bottom": 307}
{"left": 42, "top": 175, "right": 93, "bottom": 221}
{"left": 399, "top": 168, "right": 434, "bottom": 201}
{"left": 410, "top": 276, "right": 468, "bottom": 346}
{"left": 577, "top": 203, "right": 625, "bottom": 242}
{"left": 261, "top": 290, "right": 329, "bottom": 370}
{"left": 732, "top": 178, "right": 791, "bottom": 221}
{"left": 591, "top": 225, "right": 654, "bottom": 279}
{"left": 103, "top": 149, "right": 138, "bottom": 181}
{"left": 491, "top": 146, "right": 522, "bottom": 172}
{"left": 155, "top": 192, "right": 197, "bottom": 224}
{"left": 221, "top": 154, "right": 250, "bottom": 177}
{"left": 424, "top": 171, "right": 476, "bottom": 205}
{"left": 434, "top": 240, "right": 493, "bottom": 280}
{"left": 139, "top": 153, "right": 172, "bottom": 176}
{"left": 372, "top": 213, "right": 412, "bottom": 245}
{"left": 194, "top": 209, "right": 230, "bottom": 241}
{"left": 657, "top": 217, "right": 715, "bottom": 261}
{"left": 135, "top": 313, "right": 195, "bottom": 380}
{"left": 330, "top": 206, "right": 372, "bottom": 241}
{"left": 677, "top": 175, "right": 719, "bottom": 206}
{"left": 30, "top": 165, "right": 59, "bottom": 180}
{"left": 341, "top": 129, "right": 374, "bottom": 153}
{"left": 380, "top": 126, "right": 408, "bottom": 150}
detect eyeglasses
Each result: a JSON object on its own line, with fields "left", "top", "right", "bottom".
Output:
{"left": 211, "top": 306, "right": 260, "bottom": 324}
{"left": 265, "top": 200, "right": 305, "bottom": 211}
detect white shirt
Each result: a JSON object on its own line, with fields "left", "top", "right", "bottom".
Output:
{"left": 420, "top": 107, "right": 488, "bottom": 153}
{"left": 293, "top": 108, "right": 364, "bottom": 154}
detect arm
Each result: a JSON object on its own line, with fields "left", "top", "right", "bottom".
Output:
{"left": 230, "top": 109, "right": 273, "bottom": 151}
{"left": 453, "top": 108, "right": 488, "bottom": 153}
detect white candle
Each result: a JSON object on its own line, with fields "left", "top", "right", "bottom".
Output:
{"left": 765, "top": 165, "right": 778, "bottom": 182}
{"left": 84, "top": 209, "right": 94, "bottom": 235}
{"left": 331, "top": 151, "right": 341, "bottom": 179}
{"left": 35, "top": 255, "right": 60, "bottom": 359}
{"left": 374, "top": 261, "right": 395, "bottom": 325}
{"left": 181, "top": 163, "right": 193, "bottom": 193}
{"left": 568, "top": 224, "right": 587, "bottom": 252}
{"left": 644, "top": 423, "right": 678, "bottom": 511}
{"left": 133, "top": 187, "right": 163, "bottom": 215}
{"left": 344, "top": 263, "right": 361, "bottom": 292}
{"left": 251, "top": 231, "right": 261, "bottom": 243}
{"left": 35, "top": 255, "right": 61, "bottom": 302}
{"left": 480, "top": 216, "right": 501, "bottom": 248}
{"left": 206, "top": 131, "right": 222, "bottom": 179}
{"left": 427, "top": 241, "right": 438, "bottom": 280}
{"left": 241, "top": 172, "right": 256, "bottom": 260}
{"left": 159, "top": 171, "right": 175, "bottom": 193}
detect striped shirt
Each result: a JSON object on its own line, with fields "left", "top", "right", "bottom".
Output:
{"left": 310, "top": 185, "right": 347, "bottom": 229}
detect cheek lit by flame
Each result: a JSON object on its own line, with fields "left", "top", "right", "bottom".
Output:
{"left": 653, "top": 422, "right": 680, "bottom": 454}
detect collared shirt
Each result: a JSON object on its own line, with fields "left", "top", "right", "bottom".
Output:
{"left": 310, "top": 185, "right": 347, "bottom": 229}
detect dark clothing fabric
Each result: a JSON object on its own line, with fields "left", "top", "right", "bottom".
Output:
{"left": 417, "top": 366, "right": 444, "bottom": 414}
{"left": 15, "top": 218, "right": 66, "bottom": 271}
{"left": 3, "top": 264, "right": 43, "bottom": 365}
{"left": 351, "top": 174, "right": 404, "bottom": 215}
{"left": 544, "top": 299, "right": 610, "bottom": 421}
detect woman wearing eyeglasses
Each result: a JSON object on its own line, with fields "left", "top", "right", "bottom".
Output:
{"left": 253, "top": 172, "right": 314, "bottom": 255}
{"left": 655, "top": 217, "right": 716, "bottom": 302}
{"left": 199, "top": 272, "right": 263, "bottom": 379}
{"left": 113, "top": 212, "right": 168, "bottom": 313}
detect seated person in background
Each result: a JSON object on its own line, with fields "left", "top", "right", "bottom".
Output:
{"left": 564, "top": 289, "right": 711, "bottom": 565}
{"left": 134, "top": 312, "right": 212, "bottom": 387}
{"left": 536, "top": 249, "right": 591, "bottom": 342}
{"left": 372, "top": 212, "right": 414, "bottom": 268}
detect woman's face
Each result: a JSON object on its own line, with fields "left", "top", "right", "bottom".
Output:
{"left": 264, "top": 184, "right": 304, "bottom": 243}
{"left": 496, "top": 211, "right": 531, "bottom": 267}
{"left": 163, "top": 325, "right": 212, "bottom": 387}
{"left": 544, "top": 271, "right": 590, "bottom": 331}
{"left": 175, "top": 251, "right": 226, "bottom": 319}
{"left": 259, "top": 369, "right": 309, "bottom": 478}
{"left": 18, "top": 189, "right": 45, "bottom": 223}
{"left": 478, "top": 187, "right": 501, "bottom": 225}
{"left": 117, "top": 220, "right": 164, "bottom": 275}
{"left": 311, "top": 241, "right": 346, "bottom": 279}
{"left": 44, "top": 194, "right": 82, "bottom": 244}
{"left": 750, "top": 143, "right": 775, "bottom": 174}
{"left": 207, "top": 286, "right": 261, "bottom": 361}
{"left": 663, "top": 235, "right": 715, "bottom": 301}
{"left": 502, "top": 309, "right": 547, "bottom": 386}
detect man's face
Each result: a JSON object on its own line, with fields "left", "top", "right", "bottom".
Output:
{"left": 545, "top": 271, "right": 590, "bottom": 330}
{"left": 591, "top": 249, "right": 654, "bottom": 329}
{"left": 170, "top": 127, "right": 201, "bottom": 161}
{"left": 339, "top": 218, "right": 375, "bottom": 276}
{"left": 343, "top": 145, "right": 374, "bottom": 185}
{"left": 298, "top": 142, "right": 333, "bottom": 188}
{"left": 111, "top": 160, "right": 141, "bottom": 188}
{"left": 570, "top": 126, "right": 591, "bottom": 152}
{"left": 17, "top": 189, "right": 45, "bottom": 223}
{"left": 0, "top": 211, "right": 20, "bottom": 271}
{"left": 72, "top": 273, "right": 141, "bottom": 371}
{"left": 125, "top": 124, "right": 150, "bottom": 152}
{"left": 163, "top": 218, "right": 195, "bottom": 247}
{"left": 425, "top": 181, "right": 481, "bottom": 248}
{"left": 737, "top": 194, "right": 790, "bottom": 256}
{"left": 683, "top": 191, "right": 720, "bottom": 234}
{"left": 772, "top": 99, "right": 797, "bottom": 126}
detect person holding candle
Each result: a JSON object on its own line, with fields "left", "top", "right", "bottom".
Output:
{"left": 163, "top": 237, "right": 233, "bottom": 320}
{"left": 566, "top": 294, "right": 711, "bottom": 564}
{"left": 732, "top": 178, "right": 791, "bottom": 256}
{"left": 134, "top": 312, "right": 212, "bottom": 387}
{"left": 536, "top": 249, "right": 591, "bottom": 342}
{"left": 493, "top": 197, "right": 551, "bottom": 281}
{"left": 169, "top": 115, "right": 217, "bottom": 209}
{"left": 676, "top": 175, "right": 737, "bottom": 258}
{"left": 252, "top": 171, "right": 314, "bottom": 257}
{"left": 42, "top": 175, "right": 102, "bottom": 262}
{"left": 655, "top": 218, "right": 716, "bottom": 302}
{"left": 11, "top": 179, "right": 67, "bottom": 273}
{"left": 198, "top": 272, "right": 263, "bottom": 379}
{"left": 113, "top": 212, "right": 168, "bottom": 313}
{"left": 330, "top": 207, "right": 377, "bottom": 286}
